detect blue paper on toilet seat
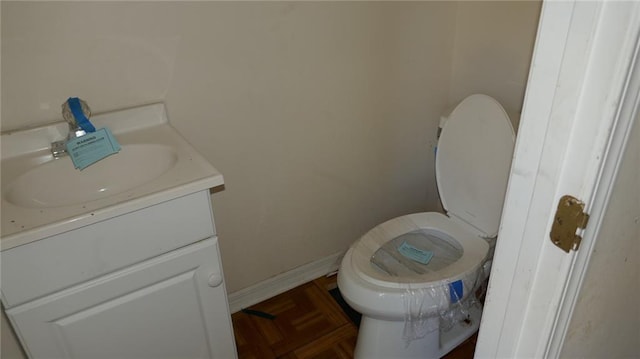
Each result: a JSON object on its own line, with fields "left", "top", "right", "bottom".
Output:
{"left": 397, "top": 242, "right": 434, "bottom": 265}
{"left": 66, "top": 127, "right": 121, "bottom": 170}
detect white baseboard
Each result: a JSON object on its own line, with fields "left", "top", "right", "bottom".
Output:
{"left": 227, "top": 252, "right": 344, "bottom": 313}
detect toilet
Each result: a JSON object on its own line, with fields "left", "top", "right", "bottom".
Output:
{"left": 337, "top": 94, "right": 516, "bottom": 359}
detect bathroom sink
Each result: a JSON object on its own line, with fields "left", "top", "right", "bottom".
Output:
{"left": 1, "top": 103, "right": 224, "bottom": 249}
{"left": 4, "top": 144, "right": 177, "bottom": 208}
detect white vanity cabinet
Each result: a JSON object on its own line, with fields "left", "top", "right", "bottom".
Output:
{"left": 1, "top": 191, "right": 237, "bottom": 359}
{"left": 1, "top": 103, "right": 236, "bottom": 358}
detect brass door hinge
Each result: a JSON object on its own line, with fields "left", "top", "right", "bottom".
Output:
{"left": 550, "top": 195, "right": 590, "bottom": 253}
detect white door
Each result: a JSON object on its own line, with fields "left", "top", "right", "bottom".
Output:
{"left": 475, "top": 1, "right": 640, "bottom": 358}
{"left": 6, "top": 238, "right": 237, "bottom": 359}
{"left": 559, "top": 95, "right": 638, "bottom": 358}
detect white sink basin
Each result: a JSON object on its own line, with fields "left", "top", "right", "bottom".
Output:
{"left": 4, "top": 144, "right": 177, "bottom": 208}
{"left": 1, "top": 103, "right": 224, "bottom": 250}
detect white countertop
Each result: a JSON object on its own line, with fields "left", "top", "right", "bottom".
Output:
{"left": 1, "top": 103, "right": 224, "bottom": 250}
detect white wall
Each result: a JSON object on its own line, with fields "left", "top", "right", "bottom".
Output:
{"left": 560, "top": 116, "right": 639, "bottom": 357}
{"left": 450, "top": 0, "right": 542, "bottom": 128}
{"left": 1, "top": 2, "right": 539, "bottom": 295}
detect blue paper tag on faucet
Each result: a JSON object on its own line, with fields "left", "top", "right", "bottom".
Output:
{"left": 66, "top": 128, "right": 121, "bottom": 170}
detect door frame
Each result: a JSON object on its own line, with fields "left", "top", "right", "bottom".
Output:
{"left": 475, "top": 1, "right": 640, "bottom": 358}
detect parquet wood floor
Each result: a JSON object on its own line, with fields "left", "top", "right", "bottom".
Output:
{"left": 232, "top": 275, "right": 477, "bottom": 359}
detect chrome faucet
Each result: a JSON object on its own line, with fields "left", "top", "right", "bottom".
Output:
{"left": 51, "top": 123, "right": 87, "bottom": 158}
{"left": 51, "top": 98, "right": 91, "bottom": 158}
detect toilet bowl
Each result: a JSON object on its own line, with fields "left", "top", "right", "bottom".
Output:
{"left": 337, "top": 94, "right": 516, "bottom": 359}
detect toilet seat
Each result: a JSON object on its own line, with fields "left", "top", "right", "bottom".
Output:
{"left": 345, "top": 94, "right": 514, "bottom": 292}
{"left": 436, "top": 94, "right": 515, "bottom": 237}
{"left": 349, "top": 212, "right": 488, "bottom": 290}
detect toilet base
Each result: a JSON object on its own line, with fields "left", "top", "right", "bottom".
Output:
{"left": 353, "top": 303, "right": 483, "bottom": 359}
{"left": 354, "top": 316, "right": 440, "bottom": 359}
{"left": 439, "top": 302, "right": 483, "bottom": 357}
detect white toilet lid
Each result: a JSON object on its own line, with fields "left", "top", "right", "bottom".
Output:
{"left": 351, "top": 212, "right": 489, "bottom": 288}
{"left": 436, "top": 94, "right": 515, "bottom": 238}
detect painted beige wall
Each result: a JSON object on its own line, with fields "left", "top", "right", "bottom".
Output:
{"left": 164, "top": 2, "right": 458, "bottom": 292}
{"left": 1, "top": 2, "right": 539, "bottom": 298}
{"left": 560, "top": 117, "right": 639, "bottom": 357}
{"left": 450, "top": 0, "right": 542, "bottom": 126}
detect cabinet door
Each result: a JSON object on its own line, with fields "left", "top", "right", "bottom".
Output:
{"left": 6, "top": 238, "right": 236, "bottom": 359}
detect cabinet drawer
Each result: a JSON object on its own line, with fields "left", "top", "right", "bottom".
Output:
{"left": 1, "top": 191, "right": 215, "bottom": 307}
